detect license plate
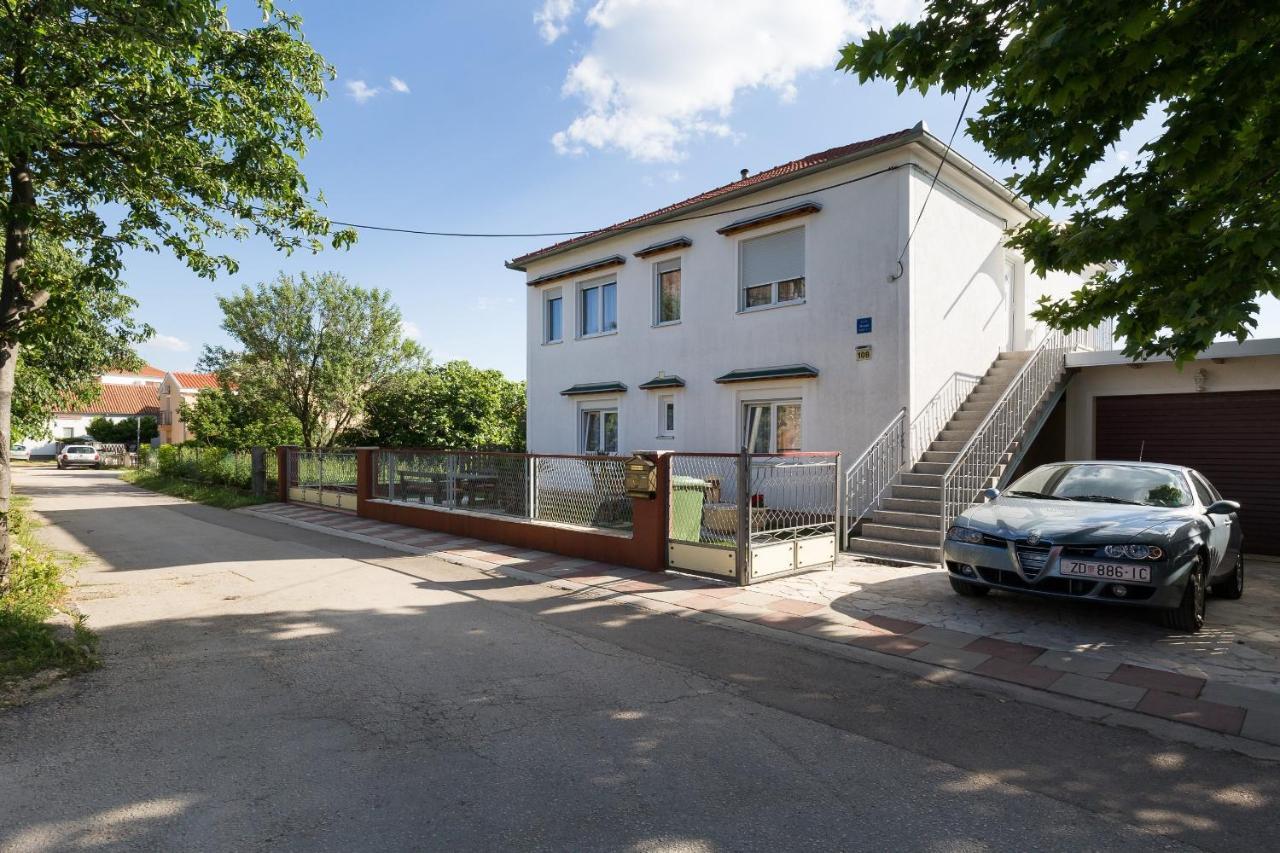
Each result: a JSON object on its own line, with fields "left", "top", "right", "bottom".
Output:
{"left": 1061, "top": 560, "right": 1151, "bottom": 583}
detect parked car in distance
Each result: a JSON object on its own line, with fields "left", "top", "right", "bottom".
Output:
{"left": 57, "top": 445, "right": 102, "bottom": 470}
{"left": 10, "top": 444, "right": 30, "bottom": 461}
{"left": 943, "top": 461, "right": 1244, "bottom": 633}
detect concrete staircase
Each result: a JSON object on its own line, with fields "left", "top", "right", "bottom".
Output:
{"left": 845, "top": 351, "right": 1033, "bottom": 565}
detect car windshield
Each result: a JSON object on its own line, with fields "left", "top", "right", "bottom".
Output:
{"left": 1006, "top": 463, "right": 1192, "bottom": 508}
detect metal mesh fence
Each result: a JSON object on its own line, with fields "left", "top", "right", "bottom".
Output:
{"left": 373, "top": 450, "right": 632, "bottom": 532}
{"left": 288, "top": 450, "right": 358, "bottom": 504}
{"left": 156, "top": 445, "right": 259, "bottom": 490}
{"left": 746, "top": 455, "right": 839, "bottom": 545}
{"left": 669, "top": 454, "right": 741, "bottom": 547}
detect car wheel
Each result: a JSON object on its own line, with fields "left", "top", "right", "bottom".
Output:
{"left": 1161, "top": 554, "right": 1207, "bottom": 633}
{"left": 949, "top": 576, "right": 990, "bottom": 597}
{"left": 1211, "top": 550, "right": 1245, "bottom": 600}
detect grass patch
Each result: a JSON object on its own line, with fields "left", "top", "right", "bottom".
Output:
{"left": 1, "top": 496, "right": 99, "bottom": 679}
{"left": 121, "top": 469, "right": 271, "bottom": 510}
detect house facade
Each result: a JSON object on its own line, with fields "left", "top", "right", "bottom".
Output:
{"left": 157, "top": 371, "right": 219, "bottom": 444}
{"left": 23, "top": 365, "right": 166, "bottom": 458}
{"left": 510, "top": 125, "right": 1082, "bottom": 468}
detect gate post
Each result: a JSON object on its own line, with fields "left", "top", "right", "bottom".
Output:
{"left": 628, "top": 450, "right": 670, "bottom": 572}
{"left": 735, "top": 447, "right": 752, "bottom": 587}
{"left": 276, "top": 445, "right": 299, "bottom": 503}
{"left": 355, "top": 447, "right": 378, "bottom": 516}
{"left": 250, "top": 446, "right": 266, "bottom": 498}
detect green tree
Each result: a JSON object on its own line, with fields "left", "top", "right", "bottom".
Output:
{"left": 838, "top": 1, "right": 1279, "bottom": 361}
{"left": 86, "top": 416, "right": 157, "bottom": 446}
{"left": 358, "top": 361, "right": 527, "bottom": 451}
{"left": 179, "top": 383, "right": 301, "bottom": 450}
{"left": 0, "top": 1, "right": 350, "bottom": 584}
{"left": 12, "top": 246, "right": 151, "bottom": 441}
{"left": 201, "top": 272, "right": 424, "bottom": 450}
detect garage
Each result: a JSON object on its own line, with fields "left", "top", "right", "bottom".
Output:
{"left": 1094, "top": 390, "right": 1280, "bottom": 556}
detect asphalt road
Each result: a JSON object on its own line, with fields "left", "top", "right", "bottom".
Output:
{"left": 2, "top": 467, "right": 1276, "bottom": 851}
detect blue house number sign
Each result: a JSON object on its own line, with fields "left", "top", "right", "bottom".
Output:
{"left": 856, "top": 316, "right": 872, "bottom": 334}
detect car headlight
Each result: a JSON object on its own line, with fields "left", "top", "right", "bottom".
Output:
{"left": 1103, "top": 543, "right": 1164, "bottom": 560}
{"left": 946, "top": 526, "right": 984, "bottom": 545}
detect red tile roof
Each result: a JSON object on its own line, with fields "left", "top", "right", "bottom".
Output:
{"left": 172, "top": 372, "right": 218, "bottom": 390}
{"left": 57, "top": 384, "right": 160, "bottom": 416}
{"left": 139, "top": 364, "right": 167, "bottom": 378}
{"left": 509, "top": 127, "right": 919, "bottom": 269}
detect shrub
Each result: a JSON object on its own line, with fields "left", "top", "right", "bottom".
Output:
{"left": 156, "top": 444, "right": 180, "bottom": 476}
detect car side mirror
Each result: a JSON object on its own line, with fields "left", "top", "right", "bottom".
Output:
{"left": 982, "top": 488, "right": 1000, "bottom": 502}
{"left": 1205, "top": 499, "right": 1240, "bottom": 516}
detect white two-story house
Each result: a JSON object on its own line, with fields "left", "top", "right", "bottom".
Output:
{"left": 509, "top": 125, "right": 1082, "bottom": 464}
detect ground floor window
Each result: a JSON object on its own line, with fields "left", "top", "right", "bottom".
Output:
{"left": 743, "top": 400, "right": 801, "bottom": 453}
{"left": 658, "top": 395, "right": 675, "bottom": 438}
{"left": 581, "top": 408, "right": 619, "bottom": 454}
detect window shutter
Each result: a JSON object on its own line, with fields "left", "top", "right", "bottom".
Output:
{"left": 740, "top": 227, "right": 804, "bottom": 288}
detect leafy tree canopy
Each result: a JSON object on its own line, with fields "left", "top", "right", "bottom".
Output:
{"left": 356, "top": 361, "right": 527, "bottom": 451}
{"left": 839, "top": 1, "right": 1280, "bottom": 361}
{"left": 179, "top": 383, "right": 301, "bottom": 450}
{"left": 87, "top": 416, "right": 157, "bottom": 446}
{"left": 200, "top": 272, "right": 425, "bottom": 450}
{"left": 12, "top": 245, "right": 150, "bottom": 440}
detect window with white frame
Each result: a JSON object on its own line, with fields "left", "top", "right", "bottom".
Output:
{"left": 657, "top": 395, "right": 675, "bottom": 438}
{"left": 742, "top": 400, "right": 801, "bottom": 453}
{"left": 654, "top": 259, "right": 681, "bottom": 325}
{"left": 739, "top": 227, "right": 805, "bottom": 310}
{"left": 544, "top": 287, "right": 563, "bottom": 343}
{"left": 581, "top": 407, "right": 619, "bottom": 454}
{"left": 579, "top": 279, "right": 617, "bottom": 337}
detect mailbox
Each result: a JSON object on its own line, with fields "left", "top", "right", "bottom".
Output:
{"left": 624, "top": 454, "right": 658, "bottom": 499}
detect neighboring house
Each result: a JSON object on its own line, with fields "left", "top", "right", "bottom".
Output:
{"left": 509, "top": 124, "right": 1082, "bottom": 465}
{"left": 509, "top": 123, "right": 1280, "bottom": 562}
{"left": 157, "top": 371, "right": 219, "bottom": 444}
{"left": 24, "top": 365, "right": 165, "bottom": 458}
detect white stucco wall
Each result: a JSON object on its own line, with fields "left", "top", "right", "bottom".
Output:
{"left": 1065, "top": 350, "right": 1280, "bottom": 459}
{"left": 521, "top": 139, "right": 1087, "bottom": 468}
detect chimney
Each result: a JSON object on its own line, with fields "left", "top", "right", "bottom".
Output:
{"left": 740, "top": 168, "right": 749, "bottom": 180}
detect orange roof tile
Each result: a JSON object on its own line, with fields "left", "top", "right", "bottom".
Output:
{"left": 508, "top": 128, "right": 918, "bottom": 269}
{"left": 172, "top": 372, "right": 218, "bottom": 390}
{"left": 57, "top": 384, "right": 160, "bottom": 416}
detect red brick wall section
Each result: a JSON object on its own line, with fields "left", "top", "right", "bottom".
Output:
{"left": 354, "top": 448, "right": 671, "bottom": 573}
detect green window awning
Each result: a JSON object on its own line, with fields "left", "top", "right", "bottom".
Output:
{"left": 560, "top": 381, "right": 628, "bottom": 396}
{"left": 637, "top": 374, "right": 686, "bottom": 390}
{"left": 713, "top": 364, "right": 819, "bottom": 384}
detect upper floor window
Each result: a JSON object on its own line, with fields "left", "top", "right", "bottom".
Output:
{"left": 654, "top": 259, "right": 681, "bottom": 325}
{"left": 743, "top": 400, "right": 801, "bottom": 453}
{"left": 544, "top": 287, "right": 563, "bottom": 343}
{"left": 739, "top": 227, "right": 805, "bottom": 311}
{"left": 580, "top": 280, "right": 617, "bottom": 337}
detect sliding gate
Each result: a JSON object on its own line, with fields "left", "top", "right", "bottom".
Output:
{"left": 667, "top": 451, "right": 840, "bottom": 585}
{"left": 286, "top": 449, "right": 359, "bottom": 511}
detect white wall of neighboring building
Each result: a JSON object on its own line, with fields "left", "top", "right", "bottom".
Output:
{"left": 1064, "top": 342, "right": 1280, "bottom": 459}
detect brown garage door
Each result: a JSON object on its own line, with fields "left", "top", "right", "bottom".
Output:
{"left": 1094, "top": 390, "right": 1280, "bottom": 556}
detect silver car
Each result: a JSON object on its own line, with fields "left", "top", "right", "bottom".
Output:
{"left": 943, "top": 461, "right": 1244, "bottom": 633}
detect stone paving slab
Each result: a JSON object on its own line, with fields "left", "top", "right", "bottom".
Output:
{"left": 246, "top": 502, "right": 1280, "bottom": 750}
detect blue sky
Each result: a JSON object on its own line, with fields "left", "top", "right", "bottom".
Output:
{"left": 124, "top": 0, "right": 1278, "bottom": 378}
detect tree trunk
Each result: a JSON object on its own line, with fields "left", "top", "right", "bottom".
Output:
{"left": 0, "top": 153, "right": 37, "bottom": 590}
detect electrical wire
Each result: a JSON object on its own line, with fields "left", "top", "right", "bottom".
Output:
{"left": 890, "top": 90, "right": 973, "bottom": 281}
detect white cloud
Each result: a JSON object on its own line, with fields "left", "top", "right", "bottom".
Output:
{"left": 535, "top": 0, "right": 577, "bottom": 43}
{"left": 345, "top": 79, "right": 380, "bottom": 104}
{"left": 400, "top": 320, "right": 421, "bottom": 339}
{"left": 389, "top": 76, "right": 411, "bottom": 94}
{"left": 476, "top": 296, "right": 515, "bottom": 311}
{"left": 148, "top": 334, "right": 190, "bottom": 352}
{"left": 547, "top": 0, "right": 920, "bottom": 162}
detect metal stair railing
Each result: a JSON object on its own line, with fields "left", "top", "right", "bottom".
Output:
{"left": 939, "top": 328, "right": 1089, "bottom": 541}
{"left": 842, "top": 371, "right": 985, "bottom": 546}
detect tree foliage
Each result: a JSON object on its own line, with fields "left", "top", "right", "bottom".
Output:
{"left": 179, "top": 383, "right": 301, "bottom": 450}
{"left": 87, "top": 416, "right": 157, "bottom": 446}
{"left": 201, "top": 272, "right": 425, "bottom": 450}
{"left": 838, "top": 1, "right": 1280, "bottom": 361}
{"left": 355, "top": 361, "right": 526, "bottom": 451}
{"left": 12, "top": 245, "right": 150, "bottom": 440}
{"left": 0, "top": 0, "right": 348, "bottom": 583}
